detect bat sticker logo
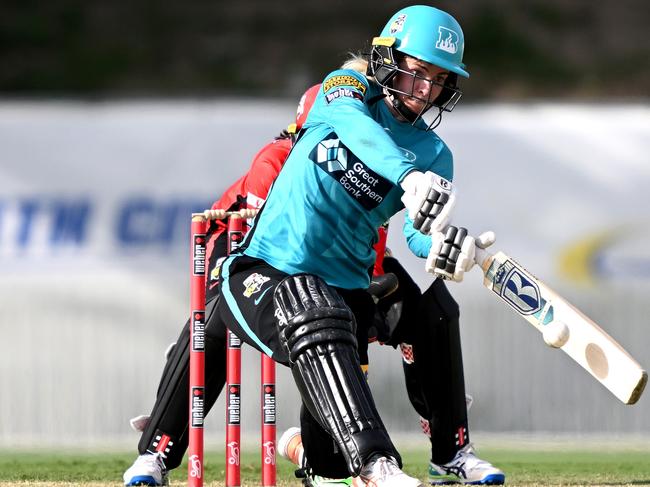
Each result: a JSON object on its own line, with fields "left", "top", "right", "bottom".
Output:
{"left": 501, "top": 266, "right": 541, "bottom": 315}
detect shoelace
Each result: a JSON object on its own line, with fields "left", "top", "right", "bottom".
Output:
{"left": 138, "top": 452, "right": 166, "bottom": 471}
{"left": 363, "top": 456, "right": 402, "bottom": 481}
{"left": 454, "top": 444, "right": 491, "bottom": 469}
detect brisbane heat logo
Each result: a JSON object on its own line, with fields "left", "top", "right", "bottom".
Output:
{"left": 435, "top": 26, "right": 460, "bottom": 54}
{"left": 242, "top": 273, "right": 271, "bottom": 298}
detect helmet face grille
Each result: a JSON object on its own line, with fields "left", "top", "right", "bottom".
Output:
{"left": 368, "top": 44, "right": 398, "bottom": 86}
{"left": 368, "top": 45, "right": 463, "bottom": 130}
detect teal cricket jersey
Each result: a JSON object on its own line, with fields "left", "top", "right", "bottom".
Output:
{"left": 243, "top": 69, "right": 453, "bottom": 289}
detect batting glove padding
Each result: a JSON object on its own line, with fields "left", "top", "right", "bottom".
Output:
{"left": 426, "top": 228, "right": 496, "bottom": 282}
{"left": 400, "top": 171, "right": 456, "bottom": 235}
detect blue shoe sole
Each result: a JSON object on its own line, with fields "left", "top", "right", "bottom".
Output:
{"left": 125, "top": 475, "right": 160, "bottom": 486}
{"left": 466, "top": 473, "right": 506, "bottom": 485}
{"left": 430, "top": 473, "right": 505, "bottom": 485}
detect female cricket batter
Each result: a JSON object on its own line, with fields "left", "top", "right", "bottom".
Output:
{"left": 123, "top": 6, "right": 504, "bottom": 486}
{"left": 213, "top": 5, "right": 496, "bottom": 486}
{"left": 123, "top": 78, "right": 503, "bottom": 485}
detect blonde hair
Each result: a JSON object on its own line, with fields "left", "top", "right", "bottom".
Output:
{"left": 341, "top": 52, "right": 373, "bottom": 79}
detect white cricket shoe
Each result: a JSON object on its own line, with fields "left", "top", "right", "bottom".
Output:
{"left": 354, "top": 454, "right": 424, "bottom": 487}
{"left": 123, "top": 452, "right": 168, "bottom": 486}
{"left": 429, "top": 444, "right": 505, "bottom": 485}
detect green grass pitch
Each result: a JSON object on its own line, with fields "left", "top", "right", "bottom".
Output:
{"left": 0, "top": 446, "right": 649, "bottom": 486}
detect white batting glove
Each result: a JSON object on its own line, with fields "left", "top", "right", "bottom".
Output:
{"left": 473, "top": 230, "right": 497, "bottom": 267}
{"left": 400, "top": 171, "right": 456, "bottom": 235}
{"left": 475, "top": 231, "right": 496, "bottom": 249}
{"left": 426, "top": 227, "right": 496, "bottom": 282}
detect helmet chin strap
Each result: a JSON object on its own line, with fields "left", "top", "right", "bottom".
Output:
{"left": 427, "top": 107, "right": 444, "bottom": 131}
{"left": 386, "top": 90, "right": 419, "bottom": 123}
{"left": 387, "top": 89, "right": 443, "bottom": 130}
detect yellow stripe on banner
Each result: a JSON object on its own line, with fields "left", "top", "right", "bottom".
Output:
{"left": 557, "top": 229, "right": 618, "bottom": 286}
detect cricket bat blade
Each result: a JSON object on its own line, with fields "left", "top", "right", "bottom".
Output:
{"left": 475, "top": 247, "right": 647, "bottom": 405}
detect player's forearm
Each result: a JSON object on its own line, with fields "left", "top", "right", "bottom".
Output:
{"left": 403, "top": 214, "right": 432, "bottom": 258}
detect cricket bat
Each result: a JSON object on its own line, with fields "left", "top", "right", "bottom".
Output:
{"left": 475, "top": 247, "right": 647, "bottom": 405}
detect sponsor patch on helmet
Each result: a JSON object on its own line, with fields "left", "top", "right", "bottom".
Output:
{"left": 389, "top": 14, "right": 407, "bottom": 34}
{"left": 323, "top": 75, "right": 367, "bottom": 95}
{"left": 435, "top": 26, "right": 460, "bottom": 54}
{"left": 325, "top": 87, "right": 364, "bottom": 104}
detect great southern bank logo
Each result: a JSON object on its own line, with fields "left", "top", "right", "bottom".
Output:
{"left": 310, "top": 133, "right": 392, "bottom": 210}
{"left": 316, "top": 138, "right": 348, "bottom": 172}
{"left": 436, "top": 26, "right": 459, "bottom": 54}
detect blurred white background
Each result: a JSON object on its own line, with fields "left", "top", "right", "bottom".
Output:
{"left": 1, "top": 100, "right": 648, "bottom": 447}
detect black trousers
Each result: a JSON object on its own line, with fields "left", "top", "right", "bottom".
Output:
{"left": 136, "top": 255, "right": 469, "bottom": 470}
{"left": 383, "top": 257, "right": 469, "bottom": 465}
{"left": 216, "top": 254, "right": 380, "bottom": 477}
{"left": 137, "top": 254, "right": 373, "bottom": 472}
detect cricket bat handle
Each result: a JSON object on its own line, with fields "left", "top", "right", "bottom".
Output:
{"left": 474, "top": 246, "right": 494, "bottom": 272}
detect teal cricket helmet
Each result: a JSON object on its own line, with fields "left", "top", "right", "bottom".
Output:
{"left": 367, "top": 5, "right": 468, "bottom": 128}
{"left": 379, "top": 5, "right": 469, "bottom": 78}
